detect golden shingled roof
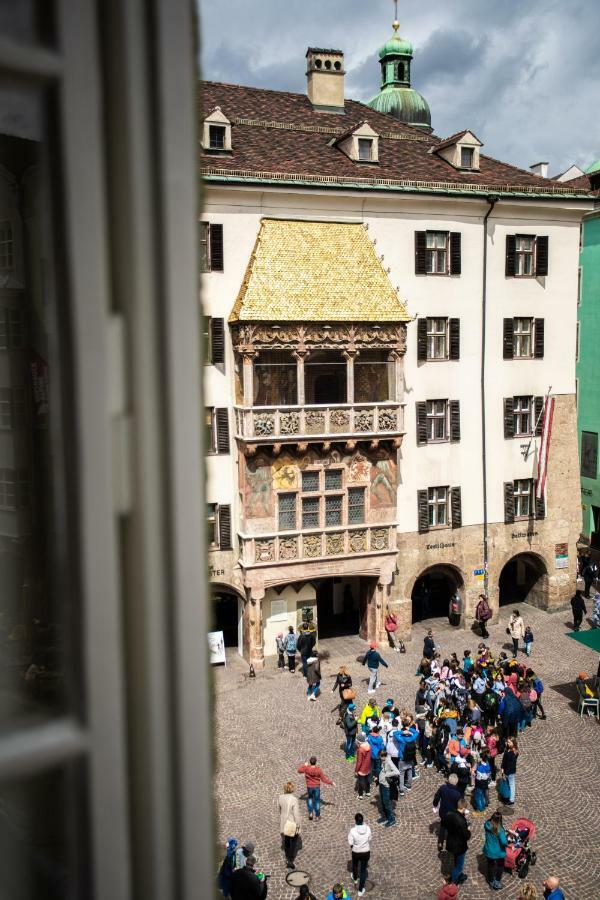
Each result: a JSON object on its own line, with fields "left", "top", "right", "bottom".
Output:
{"left": 229, "top": 218, "right": 410, "bottom": 322}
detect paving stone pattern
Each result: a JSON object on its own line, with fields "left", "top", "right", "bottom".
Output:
{"left": 214, "top": 605, "right": 600, "bottom": 899}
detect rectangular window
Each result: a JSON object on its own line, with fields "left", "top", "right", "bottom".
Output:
{"left": 0, "top": 308, "right": 24, "bottom": 350}
{"left": 513, "top": 396, "right": 532, "bottom": 436}
{"left": 514, "top": 479, "right": 533, "bottom": 518}
{"left": 278, "top": 493, "right": 297, "bottom": 531}
{"left": 348, "top": 487, "right": 365, "bottom": 524}
{"left": 302, "top": 495, "right": 319, "bottom": 529}
{"left": 302, "top": 470, "right": 319, "bottom": 493}
{"left": 0, "top": 221, "right": 14, "bottom": 269}
{"left": 581, "top": 431, "right": 598, "bottom": 479}
{"left": 460, "top": 146, "right": 474, "bottom": 168}
{"left": 426, "top": 399, "right": 448, "bottom": 441}
{"left": 513, "top": 318, "right": 533, "bottom": 358}
{"left": 199, "top": 222, "right": 210, "bottom": 273}
{"left": 425, "top": 232, "right": 448, "bottom": 274}
{"left": 515, "top": 235, "right": 535, "bottom": 276}
{"left": 325, "top": 493, "right": 343, "bottom": 527}
{"left": 205, "top": 408, "right": 216, "bottom": 453}
{"left": 325, "top": 469, "right": 343, "bottom": 491}
{"left": 199, "top": 222, "right": 224, "bottom": 272}
{"left": 357, "top": 138, "right": 373, "bottom": 161}
{"left": 206, "top": 503, "right": 218, "bottom": 547}
{"left": 427, "top": 317, "right": 448, "bottom": 360}
{"left": 208, "top": 124, "right": 226, "bottom": 149}
{"left": 427, "top": 486, "right": 448, "bottom": 527}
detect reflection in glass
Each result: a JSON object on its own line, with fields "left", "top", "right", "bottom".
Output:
{"left": 0, "top": 80, "right": 77, "bottom": 723}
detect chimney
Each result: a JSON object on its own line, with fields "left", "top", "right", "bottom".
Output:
{"left": 306, "top": 48, "right": 345, "bottom": 113}
{"left": 529, "top": 161, "right": 549, "bottom": 178}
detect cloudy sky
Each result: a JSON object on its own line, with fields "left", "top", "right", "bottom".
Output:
{"left": 198, "top": 0, "right": 600, "bottom": 176}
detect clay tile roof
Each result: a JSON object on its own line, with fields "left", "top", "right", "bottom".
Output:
{"left": 199, "top": 81, "right": 592, "bottom": 197}
{"left": 229, "top": 218, "right": 410, "bottom": 323}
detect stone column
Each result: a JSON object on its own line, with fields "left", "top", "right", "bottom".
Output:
{"left": 388, "top": 350, "right": 403, "bottom": 403}
{"left": 242, "top": 352, "right": 255, "bottom": 407}
{"left": 293, "top": 349, "right": 308, "bottom": 405}
{"left": 243, "top": 582, "right": 266, "bottom": 668}
{"left": 343, "top": 350, "right": 358, "bottom": 405}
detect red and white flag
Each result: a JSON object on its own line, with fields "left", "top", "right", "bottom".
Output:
{"left": 536, "top": 395, "right": 555, "bottom": 499}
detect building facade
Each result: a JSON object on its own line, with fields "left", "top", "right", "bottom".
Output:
{"left": 201, "top": 35, "right": 592, "bottom": 665}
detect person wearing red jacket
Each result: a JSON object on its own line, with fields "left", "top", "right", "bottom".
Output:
{"left": 354, "top": 740, "right": 372, "bottom": 798}
{"left": 297, "top": 756, "right": 335, "bottom": 821}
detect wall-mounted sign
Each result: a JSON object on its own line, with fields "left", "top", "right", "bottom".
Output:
{"left": 426, "top": 541, "right": 456, "bottom": 551}
{"left": 207, "top": 631, "right": 226, "bottom": 665}
{"left": 511, "top": 530, "right": 538, "bottom": 540}
{"left": 473, "top": 567, "right": 485, "bottom": 584}
{"left": 270, "top": 599, "right": 288, "bottom": 621}
{"left": 555, "top": 542, "right": 568, "bottom": 570}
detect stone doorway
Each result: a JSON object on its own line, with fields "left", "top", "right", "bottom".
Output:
{"left": 411, "top": 565, "right": 464, "bottom": 624}
{"left": 499, "top": 553, "right": 548, "bottom": 608}
{"left": 212, "top": 588, "right": 243, "bottom": 650}
{"left": 316, "top": 576, "right": 365, "bottom": 638}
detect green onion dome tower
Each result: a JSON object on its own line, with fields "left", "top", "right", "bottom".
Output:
{"left": 367, "top": 17, "right": 432, "bottom": 132}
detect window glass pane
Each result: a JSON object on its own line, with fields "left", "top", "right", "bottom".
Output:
{"left": 325, "top": 494, "right": 342, "bottom": 526}
{"left": 254, "top": 352, "right": 297, "bottom": 406}
{"left": 199, "top": 222, "right": 210, "bottom": 272}
{"left": 302, "top": 496, "right": 319, "bottom": 529}
{"left": 0, "top": 82, "right": 81, "bottom": 724}
{"left": 0, "top": 763, "right": 89, "bottom": 899}
{"left": 348, "top": 487, "right": 364, "bottom": 524}
{"left": 325, "top": 469, "right": 342, "bottom": 491}
{"left": 358, "top": 139, "right": 372, "bottom": 161}
{"left": 461, "top": 147, "right": 474, "bottom": 167}
{"left": 301, "top": 471, "right": 319, "bottom": 493}
{"left": 209, "top": 125, "right": 225, "bottom": 149}
{"left": 278, "top": 493, "right": 296, "bottom": 530}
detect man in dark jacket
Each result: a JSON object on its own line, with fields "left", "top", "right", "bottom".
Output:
{"left": 297, "top": 625, "right": 317, "bottom": 677}
{"left": 442, "top": 798, "right": 470, "bottom": 885}
{"left": 571, "top": 590, "right": 587, "bottom": 631}
{"left": 343, "top": 703, "right": 358, "bottom": 761}
{"left": 363, "top": 642, "right": 388, "bottom": 694}
{"left": 230, "top": 856, "right": 268, "bottom": 900}
{"left": 433, "top": 774, "right": 461, "bottom": 852}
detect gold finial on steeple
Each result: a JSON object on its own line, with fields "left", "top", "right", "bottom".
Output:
{"left": 392, "top": 0, "right": 400, "bottom": 32}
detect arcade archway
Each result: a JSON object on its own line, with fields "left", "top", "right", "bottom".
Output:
{"left": 411, "top": 565, "right": 464, "bottom": 624}
{"left": 211, "top": 587, "right": 243, "bottom": 650}
{"left": 498, "top": 553, "right": 548, "bottom": 608}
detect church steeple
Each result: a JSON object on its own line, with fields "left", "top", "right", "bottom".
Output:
{"left": 367, "top": 6, "right": 432, "bottom": 132}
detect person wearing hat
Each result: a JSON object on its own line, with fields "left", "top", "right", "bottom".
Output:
{"left": 234, "top": 840, "right": 256, "bottom": 870}
{"left": 343, "top": 703, "right": 359, "bottom": 761}
{"left": 362, "top": 641, "right": 388, "bottom": 694}
{"left": 229, "top": 854, "right": 267, "bottom": 900}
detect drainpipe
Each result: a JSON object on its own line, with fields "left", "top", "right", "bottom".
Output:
{"left": 481, "top": 196, "right": 499, "bottom": 598}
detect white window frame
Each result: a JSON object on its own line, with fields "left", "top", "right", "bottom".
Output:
{"left": 426, "top": 399, "right": 448, "bottom": 441}
{"left": 428, "top": 485, "right": 448, "bottom": 527}
{"left": 358, "top": 138, "right": 373, "bottom": 161}
{"left": 513, "top": 396, "right": 533, "bottom": 436}
{"left": 514, "top": 478, "right": 533, "bottom": 518}
{"left": 427, "top": 317, "right": 448, "bottom": 360}
{"left": 513, "top": 318, "right": 533, "bottom": 358}
{"left": 205, "top": 407, "right": 217, "bottom": 453}
{"left": 515, "top": 235, "right": 535, "bottom": 277}
{"left": 425, "top": 231, "right": 449, "bottom": 274}
{"left": 460, "top": 146, "right": 474, "bottom": 168}
{"left": 206, "top": 502, "right": 219, "bottom": 547}
{"left": 208, "top": 123, "right": 226, "bottom": 150}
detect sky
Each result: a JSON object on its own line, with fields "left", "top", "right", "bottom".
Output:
{"left": 198, "top": 0, "right": 600, "bottom": 177}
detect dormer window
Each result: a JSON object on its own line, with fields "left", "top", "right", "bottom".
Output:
{"left": 202, "top": 106, "right": 232, "bottom": 152}
{"left": 332, "top": 121, "right": 379, "bottom": 164}
{"left": 209, "top": 124, "right": 226, "bottom": 150}
{"left": 358, "top": 138, "right": 374, "bottom": 161}
{"left": 460, "top": 146, "right": 474, "bottom": 169}
{"left": 434, "top": 129, "right": 482, "bottom": 171}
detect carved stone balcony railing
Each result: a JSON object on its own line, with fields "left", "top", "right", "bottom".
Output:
{"left": 239, "top": 523, "right": 396, "bottom": 567}
{"left": 234, "top": 402, "right": 404, "bottom": 444}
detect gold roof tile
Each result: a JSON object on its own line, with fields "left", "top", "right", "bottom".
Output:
{"left": 229, "top": 219, "right": 410, "bottom": 323}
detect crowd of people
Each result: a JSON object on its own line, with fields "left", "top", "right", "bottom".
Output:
{"left": 217, "top": 613, "right": 568, "bottom": 899}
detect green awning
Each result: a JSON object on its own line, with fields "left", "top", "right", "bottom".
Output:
{"left": 566, "top": 629, "right": 600, "bottom": 653}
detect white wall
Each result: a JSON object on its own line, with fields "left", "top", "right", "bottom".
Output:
{"left": 201, "top": 185, "right": 587, "bottom": 538}
{"left": 263, "top": 581, "right": 316, "bottom": 656}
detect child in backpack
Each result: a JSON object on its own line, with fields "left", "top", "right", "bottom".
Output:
{"left": 523, "top": 626, "right": 534, "bottom": 657}
{"left": 276, "top": 633, "right": 285, "bottom": 669}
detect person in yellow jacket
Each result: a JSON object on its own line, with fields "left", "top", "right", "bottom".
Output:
{"left": 358, "top": 699, "right": 380, "bottom": 732}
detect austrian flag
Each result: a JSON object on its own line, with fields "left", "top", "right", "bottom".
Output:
{"left": 536, "top": 396, "right": 555, "bottom": 499}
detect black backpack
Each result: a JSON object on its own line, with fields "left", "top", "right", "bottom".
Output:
{"left": 402, "top": 739, "right": 417, "bottom": 764}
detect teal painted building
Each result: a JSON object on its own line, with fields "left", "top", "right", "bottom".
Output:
{"left": 577, "top": 161, "right": 600, "bottom": 542}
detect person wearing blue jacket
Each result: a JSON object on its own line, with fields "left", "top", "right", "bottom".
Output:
{"left": 542, "top": 875, "right": 566, "bottom": 899}
{"left": 362, "top": 642, "right": 388, "bottom": 694}
{"left": 366, "top": 727, "right": 385, "bottom": 782}
{"left": 483, "top": 810, "right": 507, "bottom": 890}
{"left": 393, "top": 722, "right": 418, "bottom": 794}
{"left": 326, "top": 883, "right": 351, "bottom": 900}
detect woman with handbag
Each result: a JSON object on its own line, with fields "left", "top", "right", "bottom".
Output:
{"left": 332, "top": 666, "right": 354, "bottom": 718}
{"left": 278, "top": 782, "right": 301, "bottom": 870}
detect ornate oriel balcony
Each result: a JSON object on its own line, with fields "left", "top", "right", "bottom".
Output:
{"left": 239, "top": 522, "right": 396, "bottom": 567}
{"left": 234, "top": 401, "right": 405, "bottom": 444}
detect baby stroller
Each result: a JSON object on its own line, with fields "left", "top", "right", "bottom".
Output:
{"left": 504, "top": 818, "right": 537, "bottom": 878}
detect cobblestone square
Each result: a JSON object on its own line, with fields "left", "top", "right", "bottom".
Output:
{"left": 214, "top": 605, "right": 600, "bottom": 899}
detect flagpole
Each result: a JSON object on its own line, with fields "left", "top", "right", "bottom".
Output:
{"left": 523, "top": 384, "right": 552, "bottom": 461}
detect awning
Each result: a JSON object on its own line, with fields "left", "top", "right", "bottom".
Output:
{"left": 229, "top": 218, "right": 410, "bottom": 323}
{"left": 566, "top": 629, "right": 600, "bottom": 653}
